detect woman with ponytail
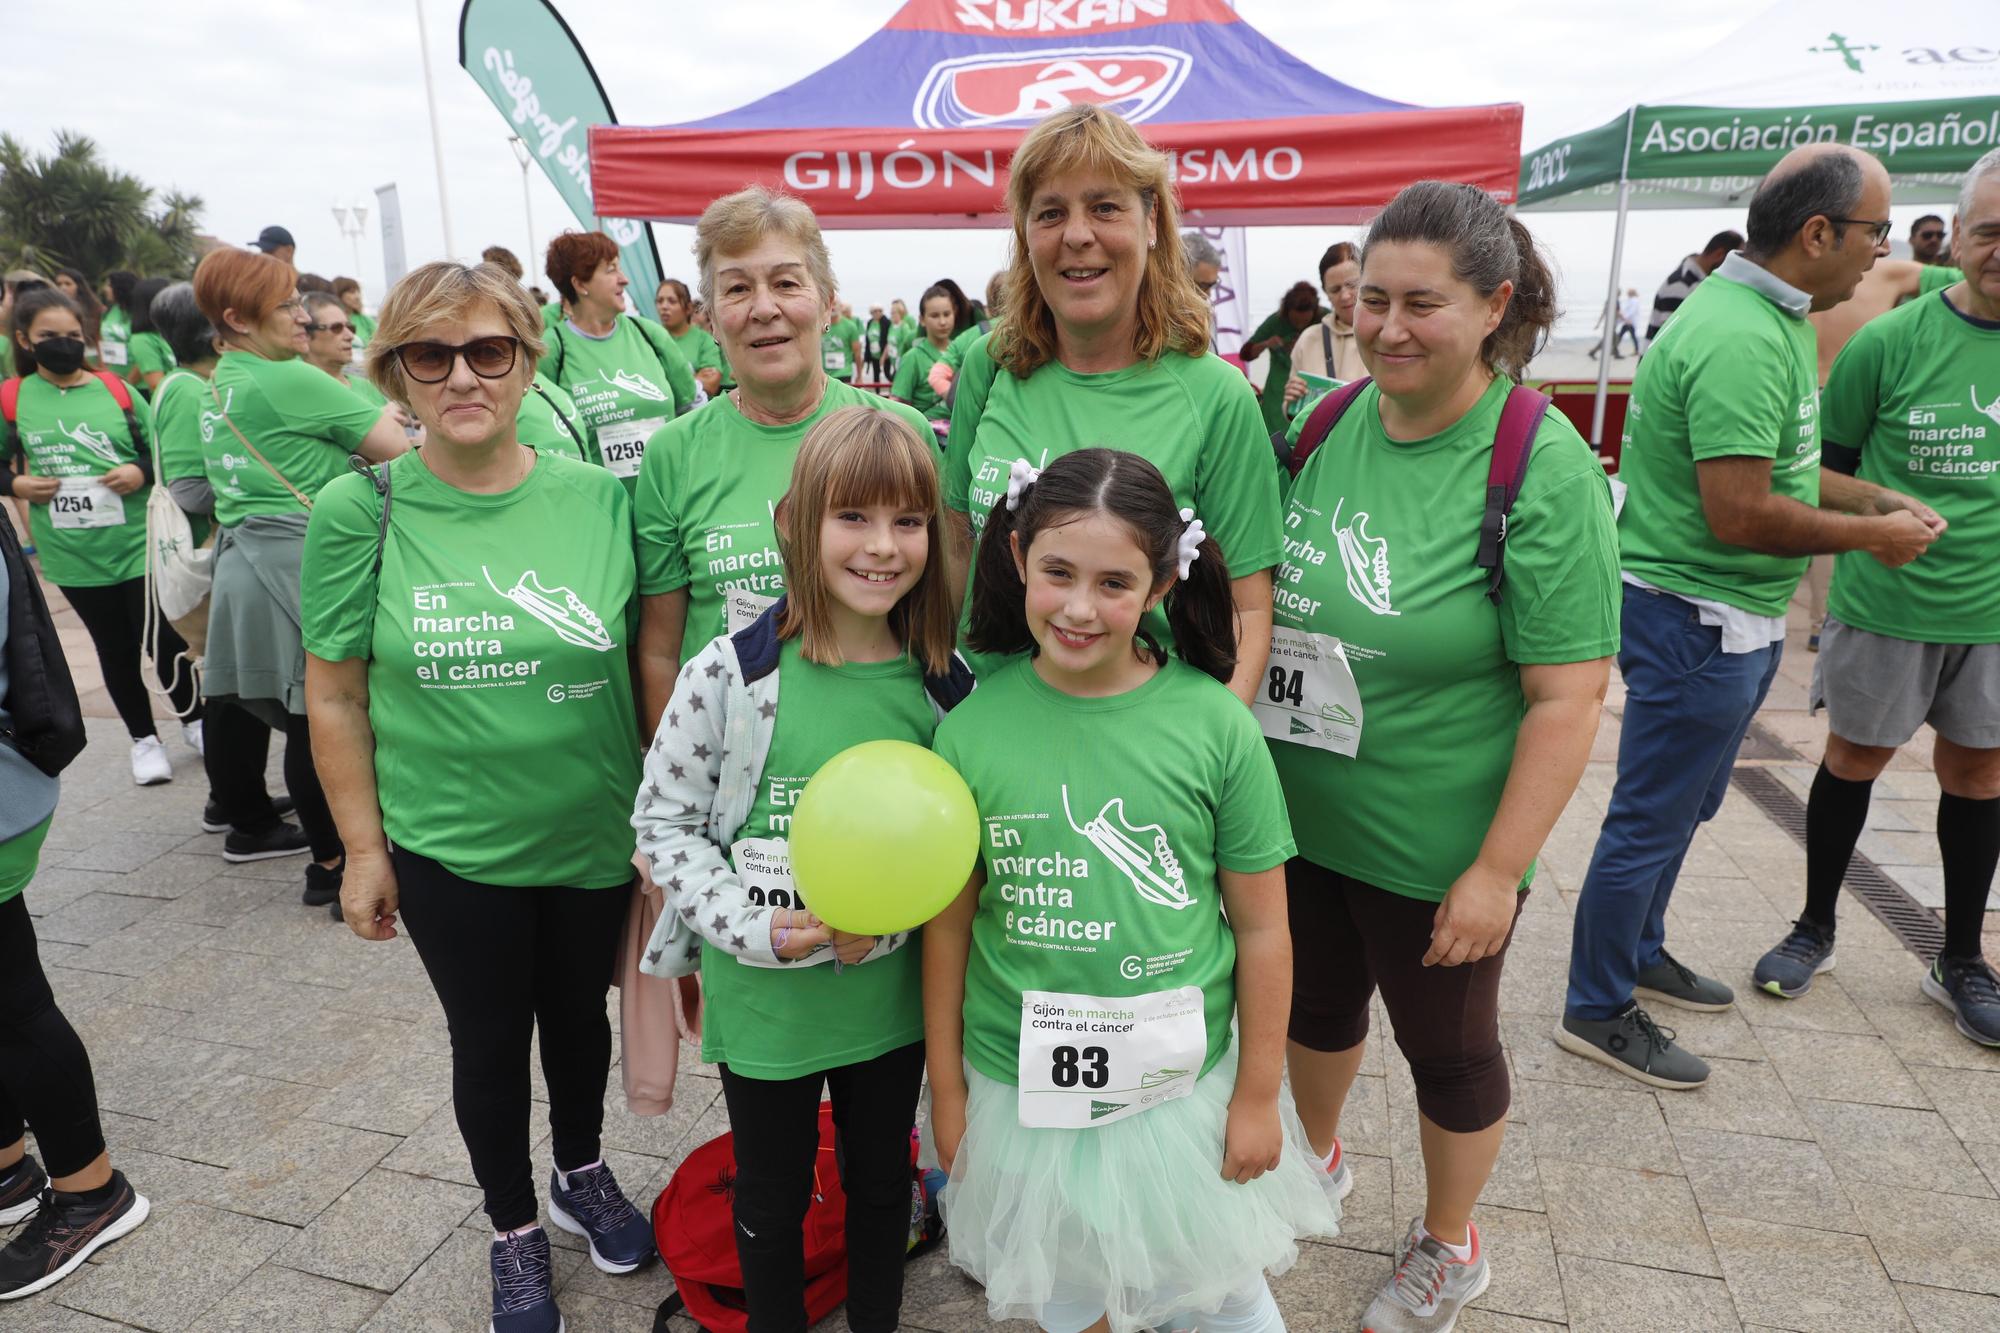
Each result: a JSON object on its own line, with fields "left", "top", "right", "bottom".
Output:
{"left": 1267, "top": 181, "right": 1619, "bottom": 1332}
{"left": 925, "top": 448, "right": 1334, "bottom": 1333}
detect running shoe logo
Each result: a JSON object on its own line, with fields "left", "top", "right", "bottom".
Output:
{"left": 482, "top": 566, "right": 616, "bottom": 652}
{"left": 600, "top": 368, "right": 667, "bottom": 403}
{"left": 1061, "top": 785, "right": 1192, "bottom": 911}
{"left": 1331, "top": 497, "right": 1398, "bottom": 617}
{"left": 1972, "top": 383, "right": 2000, "bottom": 429}
{"left": 59, "top": 418, "right": 122, "bottom": 467}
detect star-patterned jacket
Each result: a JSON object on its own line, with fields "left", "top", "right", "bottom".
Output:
{"left": 633, "top": 596, "right": 975, "bottom": 978}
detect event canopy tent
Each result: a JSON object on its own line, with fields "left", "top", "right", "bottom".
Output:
{"left": 1516, "top": 0, "right": 2000, "bottom": 441}
{"left": 589, "top": 0, "right": 1522, "bottom": 228}
{"left": 1519, "top": 0, "right": 2000, "bottom": 212}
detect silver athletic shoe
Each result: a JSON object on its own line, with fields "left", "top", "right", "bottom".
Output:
{"left": 1320, "top": 1136, "right": 1353, "bottom": 1206}
{"left": 1361, "top": 1219, "right": 1489, "bottom": 1333}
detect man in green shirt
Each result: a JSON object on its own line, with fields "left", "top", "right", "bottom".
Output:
{"left": 1563, "top": 144, "right": 1944, "bottom": 1089}
{"left": 1755, "top": 149, "right": 2000, "bottom": 1044}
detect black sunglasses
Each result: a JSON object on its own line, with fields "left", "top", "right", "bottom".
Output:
{"left": 394, "top": 335, "right": 521, "bottom": 383}
{"left": 305, "top": 321, "right": 351, "bottom": 336}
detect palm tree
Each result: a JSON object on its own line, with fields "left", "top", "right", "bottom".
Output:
{"left": 0, "top": 132, "right": 205, "bottom": 278}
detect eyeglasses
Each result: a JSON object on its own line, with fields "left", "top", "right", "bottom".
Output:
{"left": 304, "top": 321, "right": 351, "bottom": 336}
{"left": 276, "top": 299, "right": 306, "bottom": 317}
{"left": 393, "top": 335, "right": 521, "bottom": 383}
{"left": 1831, "top": 217, "right": 1893, "bottom": 246}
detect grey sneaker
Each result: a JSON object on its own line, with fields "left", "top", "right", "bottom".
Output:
{"left": 1361, "top": 1218, "right": 1489, "bottom": 1333}
{"left": 1754, "top": 919, "right": 1836, "bottom": 999}
{"left": 1922, "top": 954, "right": 2000, "bottom": 1048}
{"left": 1320, "top": 1136, "right": 1353, "bottom": 1206}
{"left": 1634, "top": 949, "right": 1735, "bottom": 1012}
{"left": 1555, "top": 1005, "right": 1709, "bottom": 1090}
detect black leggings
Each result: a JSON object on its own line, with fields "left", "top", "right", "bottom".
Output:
{"left": 393, "top": 847, "right": 631, "bottom": 1231}
{"left": 718, "top": 1041, "right": 925, "bottom": 1333}
{"left": 202, "top": 699, "right": 277, "bottom": 833}
{"left": 0, "top": 894, "right": 106, "bottom": 1178}
{"left": 59, "top": 576, "right": 199, "bottom": 740}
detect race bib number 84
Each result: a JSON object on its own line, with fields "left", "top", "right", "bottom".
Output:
{"left": 1251, "top": 626, "right": 1362, "bottom": 757}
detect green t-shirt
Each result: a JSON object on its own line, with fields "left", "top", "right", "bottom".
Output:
{"left": 933, "top": 657, "right": 1296, "bottom": 1086}
{"left": 946, "top": 338, "right": 1282, "bottom": 676}
{"left": 669, "top": 325, "right": 724, "bottom": 389}
{"left": 349, "top": 310, "right": 377, "bottom": 355}
{"left": 942, "top": 322, "right": 986, "bottom": 371}
{"left": 518, "top": 374, "right": 588, "bottom": 461}
{"left": 890, "top": 337, "right": 952, "bottom": 422}
{"left": 863, "top": 319, "right": 888, "bottom": 359}
{"left": 1268, "top": 377, "right": 1621, "bottom": 900}
{"left": 300, "top": 450, "right": 642, "bottom": 888}
{"left": 1823, "top": 290, "right": 2000, "bottom": 643}
{"left": 634, "top": 380, "right": 933, "bottom": 663}
{"left": 892, "top": 317, "right": 919, "bottom": 356}
{"left": 97, "top": 307, "right": 131, "bottom": 371}
{"left": 823, "top": 317, "right": 862, "bottom": 381}
{"left": 129, "top": 331, "right": 176, "bottom": 383}
{"left": 701, "top": 639, "right": 935, "bottom": 1077}
{"left": 537, "top": 315, "right": 696, "bottom": 489}
{"left": 342, "top": 370, "right": 388, "bottom": 411}
{"left": 1920, "top": 265, "right": 1965, "bottom": 295}
{"left": 1615, "top": 267, "right": 1822, "bottom": 616}
{"left": 0, "top": 815, "right": 54, "bottom": 908}
{"left": 147, "top": 368, "right": 215, "bottom": 547}
{"left": 207, "top": 352, "right": 382, "bottom": 527}
{"left": 9, "top": 374, "right": 149, "bottom": 587}
{"left": 1247, "top": 308, "right": 1309, "bottom": 435}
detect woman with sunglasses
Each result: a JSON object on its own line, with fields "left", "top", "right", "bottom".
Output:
{"left": 304, "top": 261, "right": 655, "bottom": 1333}
{"left": 302, "top": 292, "right": 392, "bottom": 413}
{"left": 192, "top": 246, "right": 408, "bottom": 911}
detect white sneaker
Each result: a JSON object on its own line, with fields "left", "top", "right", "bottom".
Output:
{"left": 130, "top": 736, "right": 173, "bottom": 786}
{"left": 182, "top": 719, "right": 204, "bottom": 756}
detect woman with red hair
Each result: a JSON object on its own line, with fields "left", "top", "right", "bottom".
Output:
{"left": 539, "top": 231, "right": 695, "bottom": 490}
{"left": 192, "top": 246, "right": 407, "bottom": 912}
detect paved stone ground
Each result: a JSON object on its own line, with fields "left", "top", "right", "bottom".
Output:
{"left": 5, "top": 575, "right": 2000, "bottom": 1333}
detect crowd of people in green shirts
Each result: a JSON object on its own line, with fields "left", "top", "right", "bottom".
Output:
{"left": 4, "top": 104, "right": 2000, "bottom": 1333}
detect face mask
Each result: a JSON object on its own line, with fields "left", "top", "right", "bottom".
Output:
{"left": 34, "top": 336, "right": 87, "bottom": 376}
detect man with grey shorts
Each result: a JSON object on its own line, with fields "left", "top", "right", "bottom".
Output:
{"left": 1754, "top": 148, "right": 2000, "bottom": 1046}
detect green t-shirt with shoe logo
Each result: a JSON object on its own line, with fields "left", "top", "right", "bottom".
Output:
{"left": 633, "top": 380, "right": 932, "bottom": 663}
{"left": 1267, "top": 376, "right": 1622, "bottom": 900}
{"left": 933, "top": 656, "right": 1295, "bottom": 1086}
{"left": 10, "top": 374, "right": 149, "bottom": 587}
{"left": 207, "top": 352, "right": 382, "bottom": 527}
{"left": 945, "top": 339, "right": 1282, "bottom": 677}
{"left": 1823, "top": 290, "right": 2000, "bottom": 643}
{"left": 300, "top": 451, "right": 641, "bottom": 889}
{"left": 537, "top": 315, "right": 695, "bottom": 489}
{"left": 699, "top": 639, "right": 935, "bottom": 1078}
{"left": 1615, "top": 263, "right": 1822, "bottom": 617}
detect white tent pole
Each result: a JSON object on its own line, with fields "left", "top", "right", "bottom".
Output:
{"left": 1589, "top": 107, "right": 1638, "bottom": 449}
{"left": 414, "top": 0, "right": 457, "bottom": 259}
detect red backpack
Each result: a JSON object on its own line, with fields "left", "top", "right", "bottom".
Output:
{"left": 1282, "top": 377, "right": 1551, "bottom": 605}
{"left": 651, "top": 1103, "right": 850, "bottom": 1333}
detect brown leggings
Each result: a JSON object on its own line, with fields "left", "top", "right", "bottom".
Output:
{"left": 1285, "top": 857, "right": 1522, "bottom": 1134}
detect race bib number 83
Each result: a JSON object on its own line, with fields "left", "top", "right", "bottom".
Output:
{"left": 1016, "top": 986, "right": 1204, "bottom": 1129}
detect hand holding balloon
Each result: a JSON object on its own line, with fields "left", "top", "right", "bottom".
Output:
{"left": 788, "top": 740, "right": 980, "bottom": 936}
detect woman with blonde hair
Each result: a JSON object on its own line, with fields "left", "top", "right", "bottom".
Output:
{"left": 305, "top": 261, "right": 655, "bottom": 1333}
{"left": 631, "top": 185, "right": 932, "bottom": 729}
{"left": 946, "top": 103, "right": 1281, "bottom": 701}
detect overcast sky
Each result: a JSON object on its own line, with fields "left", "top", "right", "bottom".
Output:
{"left": 2, "top": 0, "right": 1944, "bottom": 336}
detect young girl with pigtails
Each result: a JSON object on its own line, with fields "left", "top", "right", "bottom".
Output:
{"left": 632, "top": 404, "right": 973, "bottom": 1333}
{"left": 923, "top": 448, "right": 1336, "bottom": 1333}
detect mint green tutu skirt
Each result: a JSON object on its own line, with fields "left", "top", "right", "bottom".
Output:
{"left": 921, "top": 1041, "right": 1338, "bottom": 1333}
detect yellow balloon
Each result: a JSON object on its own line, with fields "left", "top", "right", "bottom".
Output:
{"left": 789, "top": 740, "right": 980, "bottom": 935}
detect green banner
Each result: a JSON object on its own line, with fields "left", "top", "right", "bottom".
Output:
{"left": 1523, "top": 96, "right": 1999, "bottom": 209}
{"left": 457, "top": 0, "right": 662, "bottom": 303}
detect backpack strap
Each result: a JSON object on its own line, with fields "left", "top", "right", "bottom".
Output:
{"left": 1477, "top": 385, "right": 1553, "bottom": 606}
{"left": 1280, "top": 376, "right": 1372, "bottom": 476}
{"left": 89, "top": 371, "right": 148, "bottom": 481}
{"left": 0, "top": 378, "right": 19, "bottom": 476}
{"left": 1320, "top": 321, "right": 1333, "bottom": 371}
{"left": 0, "top": 376, "right": 20, "bottom": 424}
{"left": 529, "top": 380, "right": 586, "bottom": 460}
{"left": 91, "top": 369, "right": 134, "bottom": 412}
{"left": 348, "top": 454, "right": 393, "bottom": 578}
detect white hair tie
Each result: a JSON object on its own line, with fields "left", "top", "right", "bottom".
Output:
{"left": 1176, "top": 508, "right": 1206, "bottom": 580}
{"left": 1005, "top": 458, "right": 1042, "bottom": 512}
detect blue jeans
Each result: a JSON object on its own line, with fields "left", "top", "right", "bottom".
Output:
{"left": 1565, "top": 584, "right": 1783, "bottom": 1020}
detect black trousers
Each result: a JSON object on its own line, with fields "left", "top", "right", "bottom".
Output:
{"left": 0, "top": 894, "right": 105, "bottom": 1178}
{"left": 59, "top": 576, "right": 199, "bottom": 739}
{"left": 394, "top": 847, "right": 630, "bottom": 1231}
{"left": 718, "top": 1040, "right": 925, "bottom": 1333}
{"left": 201, "top": 698, "right": 277, "bottom": 833}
